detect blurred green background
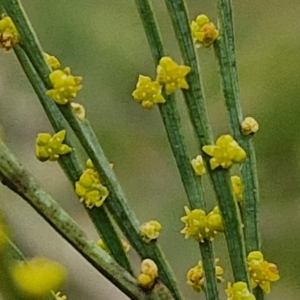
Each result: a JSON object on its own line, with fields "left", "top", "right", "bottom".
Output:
{"left": 1, "top": 0, "right": 300, "bottom": 299}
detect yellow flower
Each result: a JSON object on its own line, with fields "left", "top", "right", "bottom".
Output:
{"left": 0, "top": 16, "right": 20, "bottom": 51}
{"left": 85, "top": 158, "right": 114, "bottom": 172}
{"left": 207, "top": 206, "right": 224, "bottom": 232}
{"left": 140, "top": 258, "right": 158, "bottom": 278}
{"left": 12, "top": 257, "right": 67, "bottom": 297}
{"left": 75, "top": 169, "right": 109, "bottom": 208}
{"left": 44, "top": 53, "right": 61, "bottom": 70}
{"left": 138, "top": 273, "right": 155, "bottom": 289}
{"left": 156, "top": 56, "right": 191, "bottom": 95}
{"left": 47, "top": 67, "right": 82, "bottom": 105}
{"left": 247, "top": 251, "right": 280, "bottom": 293}
{"left": 132, "top": 75, "right": 165, "bottom": 109}
{"left": 191, "top": 155, "right": 206, "bottom": 176}
{"left": 187, "top": 259, "right": 224, "bottom": 292}
{"left": 180, "top": 206, "right": 222, "bottom": 242}
{"left": 225, "top": 282, "right": 255, "bottom": 300}
{"left": 140, "top": 220, "right": 162, "bottom": 243}
{"left": 35, "top": 130, "right": 72, "bottom": 162}
{"left": 52, "top": 291, "right": 67, "bottom": 300}
{"left": 191, "top": 14, "right": 219, "bottom": 48}
{"left": 202, "top": 135, "right": 246, "bottom": 170}
{"left": 138, "top": 259, "right": 158, "bottom": 289}
{"left": 215, "top": 259, "right": 225, "bottom": 283}
{"left": 71, "top": 102, "right": 86, "bottom": 120}
{"left": 241, "top": 117, "right": 259, "bottom": 136}
{"left": 186, "top": 261, "right": 205, "bottom": 292}
{"left": 97, "top": 238, "right": 130, "bottom": 253}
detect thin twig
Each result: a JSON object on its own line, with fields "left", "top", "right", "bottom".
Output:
{"left": 164, "top": 0, "right": 250, "bottom": 285}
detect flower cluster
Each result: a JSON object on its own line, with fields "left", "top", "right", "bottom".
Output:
{"left": 132, "top": 75, "right": 165, "bottom": 109}
{"left": 241, "top": 117, "right": 259, "bottom": 136}
{"left": 0, "top": 15, "right": 20, "bottom": 51}
{"left": 35, "top": 130, "right": 72, "bottom": 162}
{"left": 132, "top": 57, "right": 191, "bottom": 109}
{"left": 180, "top": 206, "right": 224, "bottom": 242}
{"left": 187, "top": 259, "right": 224, "bottom": 292}
{"left": 97, "top": 238, "right": 130, "bottom": 253}
{"left": 137, "top": 259, "right": 158, "bottom": 289}
{"left": 75, "top": 163, "right": 109, "bottom": 208}
{"left": 231, "top": 175, "right": 244, "bottom": 202}
{"left": 140, "top": 220, "right": 162, "bottom": 243}
{"left": 203, "top": 135, "right": 246, "bottom": 170}
{"left": 12, "top": 257, "right": 67, "bottom": 297}
{"left": 191, "top": 14, "right": 219, "bottom": 48}
{"left": 191, "top": 154, "right": 206, "bottom": 176}
{"left": 247, "top": 251, "right": 280, "bottom": 293}
{"left": 47, "top": 67, "right": 82, "bottom": 105}
{"left": 156, "top": 57, "right": 191, "bottom": 95}
{"left": 225, "top": 282, "right": 255, "bottom": 300}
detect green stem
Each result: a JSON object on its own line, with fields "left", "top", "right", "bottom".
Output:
{"left": 2, "top": 1, "right": 178, "bottom": 297}
{"left": 215, "top": 0, "right": 261, "bottom": 256}
{"left": 0, "top": 141, "right": 154, "bottom": 300}
{"left": 254, "top": 286, "right": 265, "bottom": 299}
{"left": 209, "top": 169, "right": 248, "bottom": 280}
{"left": 12, "top": 44, "right": 133, "bottom": 274}
{"left": 164, "top": 0, "right": 214, "bottom": 145}
{"left": 134, "top": 1, "right": 219, "bottom": 299}
{"left": 199, "top": 242, "right": 219, "bottom": 299}
{"left": 164, "top": 0, "right": 250, "bottom": 285}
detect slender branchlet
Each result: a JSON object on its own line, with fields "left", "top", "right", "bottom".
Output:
{"left": 164, "top": 0, "right": 250, "bottom": 285}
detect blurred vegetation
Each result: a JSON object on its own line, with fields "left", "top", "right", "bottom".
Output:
{"left": 0, "top": 0, "right": 300, "bottom": 299}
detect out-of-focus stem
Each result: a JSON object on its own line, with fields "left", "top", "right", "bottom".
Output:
{"left": 1, "top": 236, "right": 56, "bottom": 300}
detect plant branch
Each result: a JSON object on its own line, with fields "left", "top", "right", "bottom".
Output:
{"left": 164, "top": 0, "right": 250, "bottom": 285}
{"left": 215, "top": 0, "right": 261, "bottom": 256}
